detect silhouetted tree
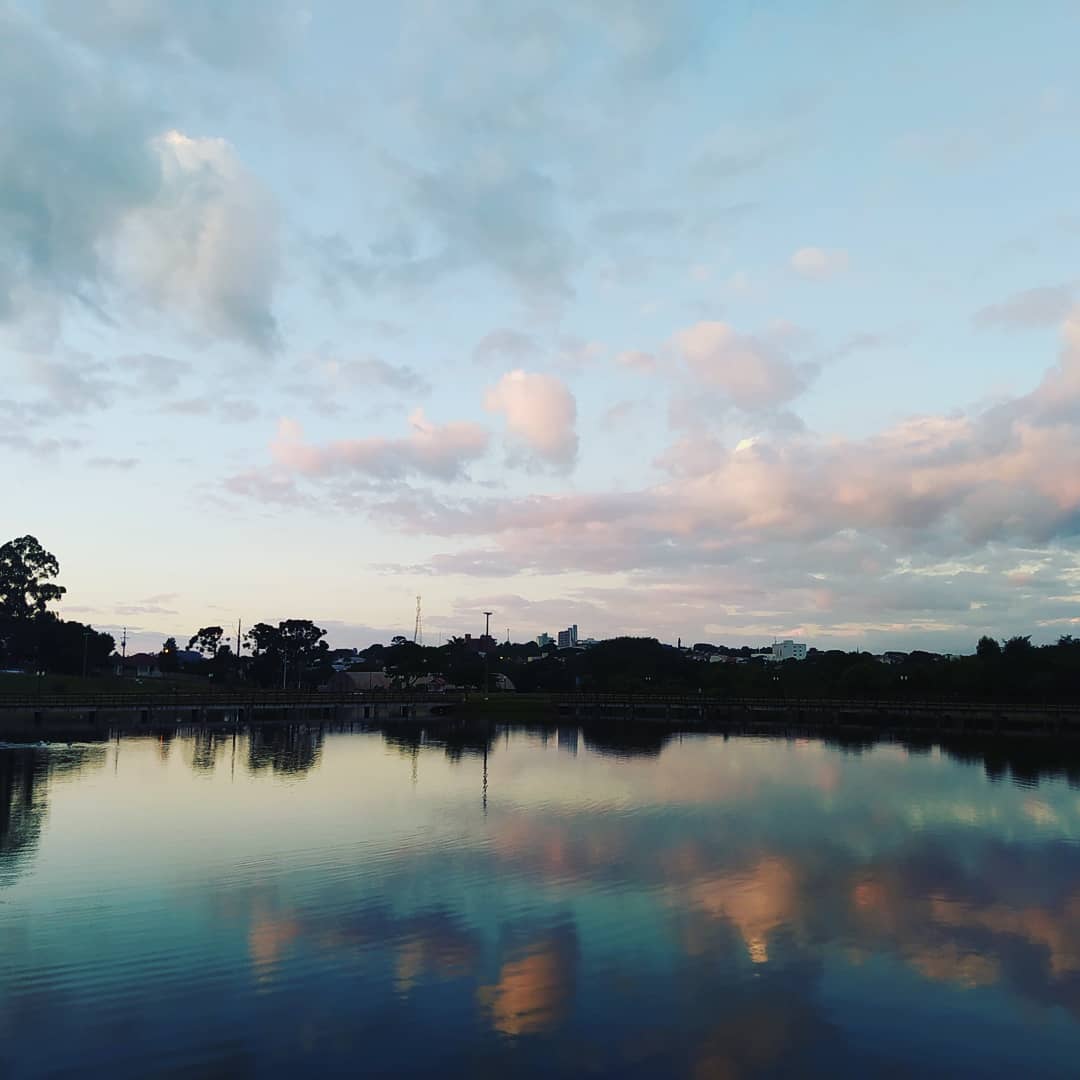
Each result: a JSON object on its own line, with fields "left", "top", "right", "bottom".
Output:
{"left": 385, "top": 640, "right": 427, "bottom": 687}
{"left": 0, "top": 536, "right": 65, "bottom": 620}
{"left": 1003, "top": 635, "right": 1034, "bottom": 658}
{"left": 159, "top": 637, "right": 180, "bottom": 673}
{"left": 244, "top": 620, "right": 330, "bottom": 688}
{"left": 188, "top": 626, "right": 224, "bottom": 658}
{"left": 0, "top": 537, "right": 67, "bottom": 670}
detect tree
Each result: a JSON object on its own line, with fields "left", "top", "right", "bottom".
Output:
{"left": 244, "top": 620, "right": 330, "bottom": 688}
{"left": 0, "top": 537, "right": 68, "bottom": 670}
{"left": 188, "top": 626, "right": 224, "bottom": 658}
{"left": 385, "top": 640, "right": 427, "bottom": 687}
{"left": 0, "top": 536, "right": 66, "bottom": 621}
{"left": 976, "top": 636, "right": 1001, "bottom": 659}
{"left": 34, "top": 615, "right": 114, "bottom": 676}
{"left": 159, "top": 637, "right": 180, "bottom": 674}
{"left": 1002, "top": 635, "right": 1034, "bottom": 659}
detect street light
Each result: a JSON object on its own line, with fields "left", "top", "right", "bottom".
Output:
{"left": 482, "top": 611, "right": 493, "bottom": 698}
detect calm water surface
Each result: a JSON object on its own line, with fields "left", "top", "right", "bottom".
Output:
{"left": 3, "top": 724, "right": 1080, "bottom": 1077}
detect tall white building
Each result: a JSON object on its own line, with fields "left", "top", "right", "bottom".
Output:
{"left": 557, "top": 625, "right": 579, "bottom": 648}
{"left": 771, "top": 639, "right": 807, "bottom": 662}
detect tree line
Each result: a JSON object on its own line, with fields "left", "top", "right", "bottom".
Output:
{"left": 3, "top": 535, "right": 1079, "bottom": 699}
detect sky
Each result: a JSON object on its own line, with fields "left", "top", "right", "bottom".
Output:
{"left": 2, "top": 0, "right": 1080, "bottom": 654}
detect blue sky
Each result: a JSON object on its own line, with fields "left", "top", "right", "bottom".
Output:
{"left": 2, "top": 0, "right": 1080, "bottom": 652}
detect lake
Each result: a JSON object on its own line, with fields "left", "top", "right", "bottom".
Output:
{"left": 3, "top": 723, "right": 1080, "bottom": 1077}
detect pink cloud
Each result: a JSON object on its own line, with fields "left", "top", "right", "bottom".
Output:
{"left": 378, "top": 309, "right": 1080, "bottom": 562}
{"left": 270, "top": 410, "right": 489, "bottom": 481}
{"left": 673, "top": 321, "right": 817, "bottom": 410}
{"left": 484, "top": 370, "right": 579, "bottom": 468}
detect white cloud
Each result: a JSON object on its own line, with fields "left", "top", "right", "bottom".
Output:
{"left": 790, "top": 247, "right": 850, "bottom": 280}
{"left": 484, "top": 370, "right": 579, "bottom": 469}
{"left": 112, "top": 131, "right": 280, "bottom": 349}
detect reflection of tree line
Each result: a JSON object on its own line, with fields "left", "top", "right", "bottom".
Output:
{"left": 381, "top": 722, "right": 671, "bottom": 764}
{"left": 0, "top": 744, "right": 108, "bottom": 886}
{"left": 819, "top": 731, "right": 1080, "bottom": 789}
{"left": 176, "top": 725, "right": 326, "bottom": 778}
{"left": 382, "top": 720, "right": 1080, "bottom": 786}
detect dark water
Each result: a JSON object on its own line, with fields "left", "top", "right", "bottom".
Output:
{"left": 3, "top": 725, "right": 1080, "bottom": 1078}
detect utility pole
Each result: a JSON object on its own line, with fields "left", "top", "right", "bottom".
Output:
{"left": 483, "top": 611, "right": 493, "bottom": 698}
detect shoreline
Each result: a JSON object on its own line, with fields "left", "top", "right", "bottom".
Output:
{"left": 0, "top": 692, "right": 1079, "bottom": 742}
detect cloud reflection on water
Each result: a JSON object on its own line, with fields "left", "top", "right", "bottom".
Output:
{"left": 5, "top": 727, "right": 1080, "bottom": 1075}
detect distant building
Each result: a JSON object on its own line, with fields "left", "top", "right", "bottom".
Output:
{"left": 537, "top": 632, "right": 553, "bottom": 648}
{"left": 462, "top": 633, "right": 496, "bottom": 654}
{"left": 557, "top": 625, "right": 579, "bottom": 649}
{"left": 880, "top": 651, "right": 908, "bottom": 665}
{"left": 115, "top": 653, "right": 162, "bottom": 678}
{"left": 326, "top": 670, "right": 392, "bottom": 692}
{"left": 771, "top": 640, "right": 807, "bottom": 662}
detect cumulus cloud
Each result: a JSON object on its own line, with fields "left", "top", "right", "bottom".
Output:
{"left": 113, "top": 131, "right": 280, "bottom": 349}
{"left": 356, "top": 309, "right": 1080, "bottom": 645}
{"left": 270, "top": 411, "right": 489, "bottom": 481}
{"left": 484, "top": 370, "right": 579, "bottom": 469}
{"left": 790, "top": 247, "right": 850, "bottom": 280}
{"left": 0, "top": 9, "right": 158, "bottom": 322}
{"left": 974, "top": 284, "right": 1074, "bottom": 329}
{"left": 0, "top": 12, "right": 282, "bottom": 347}
{"left": 674, "top": 322, "right": 818, "bottom": 411}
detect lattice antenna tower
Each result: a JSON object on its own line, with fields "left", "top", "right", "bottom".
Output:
{"left": 414, "top": 595, "right": 424, "bottom": 645}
